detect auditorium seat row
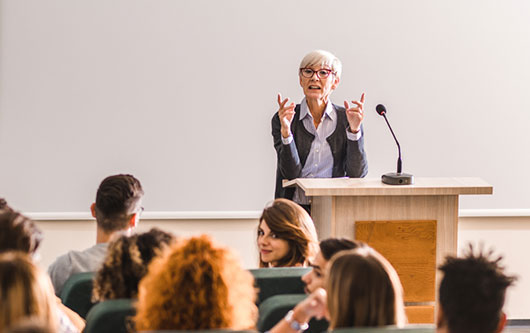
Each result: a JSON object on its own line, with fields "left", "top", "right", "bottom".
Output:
{"left": 61, "top": 268, "right": 436, "bottom": 333}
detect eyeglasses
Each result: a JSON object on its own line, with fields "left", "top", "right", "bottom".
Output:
{"left": 299, "top": 68, "right": 336, "bottom": 79}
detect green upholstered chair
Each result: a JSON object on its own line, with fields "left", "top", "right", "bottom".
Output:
{"left": 59, "top": 272, "right": 95, "bottom": 318}
{"left": 332, "top": 325, "right": 436, "bottom": 333}
{"left": 257, "top": 293, "right": 328, "bottom": 333}
{"left": 84, "top": 298, "right": 136, "bottom": 333}
{"left": 249, "top": 267, "right": 310, "bottom": 304}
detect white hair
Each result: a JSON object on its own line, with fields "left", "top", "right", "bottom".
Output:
{"left": 299, "top": 50, "right": 342, "bottom": 78}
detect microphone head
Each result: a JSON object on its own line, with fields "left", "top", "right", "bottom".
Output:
{"left": 376, "top": 104, "right": 387, "bottom": 115}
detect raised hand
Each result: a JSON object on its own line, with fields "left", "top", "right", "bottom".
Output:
{"left": 344, "top": 92, "right": 365, "bottom": 134}
{"left": 277, "top": 93, "right": 296, "bottom": 138}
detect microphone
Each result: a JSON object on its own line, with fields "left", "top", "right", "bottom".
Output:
{"left": 375, "top": 104, "right": 414, "bottom": 185}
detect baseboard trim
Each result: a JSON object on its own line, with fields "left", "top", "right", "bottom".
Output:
{"left": 25, "top": 209, "right": 530, "bottom": 221}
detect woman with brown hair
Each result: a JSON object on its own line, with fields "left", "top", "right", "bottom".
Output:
{"left": 92, "top": 227, "right": 175, "bottom": 301}
{"left": 257, "top": 199, "right": 318, "bottom": 267}
{"left": 0, "top": 252, "right": 58, "bottom": 332}
{"left": 0, "top": 207, "right": 84, "bottom": 332}
{"left": 270, "top": 247, "right": 407, "bottom": 332}
{"left": 0, "top": 207, "right": 43, "bottom": 256}
{"left": 133, "top": 235, "right": 257, "bottom": 330}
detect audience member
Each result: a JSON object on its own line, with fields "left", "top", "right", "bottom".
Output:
{"left": 0, "top": 208, "right": 83, "bottom": 332}
{"left": 92, "top": 227, "right": 175, "bottom": 302}
{"left": 257, "top": 198, "right": 318, "bottom": 267}
{"left": 302, "top": 237, "right": 362, "bottom": 293}
{"left": 48, "top": 174, "right": 144, "bottom": 296}
{"left": 0, "top": 198, "right": 7, "bottom": 210}
{"left": 0, "top": 252, "right": 58, "bottom": 332}
{"left": 0, "top": 209, "right": 43, "bottom": 256}
{"left": 6, "top": 317, "right": 54, "bottom": 333}
{"left": 134, "top": 235, "right": 257, "bottom": 330}
{"left": 437, "top": 245, "right": 516, "bottom": 333}
{"left": 270, "top": 247, "right": 406, "bottom": 333}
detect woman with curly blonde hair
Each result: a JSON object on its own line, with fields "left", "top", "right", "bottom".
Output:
{"left": 92, "top": 228, "right": 175, "bottom": 302}
{"left": 134, "top": 235, "right": 257, "bottom": 330}
{"left": 257, "top": 199, "right": 318, "bottom": 267}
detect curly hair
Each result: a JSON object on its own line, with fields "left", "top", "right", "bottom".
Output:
{"left": 258, "top": 199, "right": 318, "bottom": 267}
{"left": 92, "top": 228, "right": 175, "bottom": 302}
{"left": 438, "top": 244, "right": 516, "bottom": 333}
{"left": 0, "top": 209, "right": 43, "bottom": 255}
{"left": 134, "top": 235, "right": 257, "bottom": 330}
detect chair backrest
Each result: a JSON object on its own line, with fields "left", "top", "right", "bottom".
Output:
{"left": 257, "top": 293, "right": 328, "bottom": 333}
{"left": 249, "top": 267, "right": 310, "bottom": 303}
{"left": 332, "top": 325, "right": 436, "bottom": 333}
{"left": 59, "top": 271, "right": 95, "bottom": 318}
{"left": 84, "top": 298, "right": 136, "bottom": 333}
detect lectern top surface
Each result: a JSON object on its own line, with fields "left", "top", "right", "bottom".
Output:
{"left": 283, "top": 177, "right": 493, "bottom": 196}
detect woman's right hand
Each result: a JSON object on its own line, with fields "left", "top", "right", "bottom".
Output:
{"left": 293, "top": 288, "right": 328, "bottom": 322}
{"left": 277, "top": 93, "right": 295, "bottom": 138}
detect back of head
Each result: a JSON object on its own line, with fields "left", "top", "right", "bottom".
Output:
{"left": 134, "top": 235, "right": 257, "bottom": 330}
{"left": 438, "top": 245, "right": 516, "bottom": 333}
{"left": 0, "top": 209, "right": 42, "bottom": 255}
{"left": 319, "top": 238, "right": 363, "bottom": 261}
{"left": 326, "top": 247, "right": 406, "bottom": 329}
{"left": 94, "top": 174, "right": 144, "bottom": 232}
{"left": 92, "top": 227, "right": 175, "bottom": 301}
{"left": 258, "top": 198, "right": 318, "bottom": 267}
{"left": 0, "top": 252, "right": 57, "bottom": 332}
{"left": 0, "top": 198, "right": 7, "bottom": 210}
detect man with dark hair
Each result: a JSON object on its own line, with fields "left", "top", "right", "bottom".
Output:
{"left": 302, "top": 237, "right": 362, "bottom": 294}
{"left": 48, "top": 174, "right": 144, "bottom": 295}
{"left": 437, "top": 245, "right": 516, "bottom": 333}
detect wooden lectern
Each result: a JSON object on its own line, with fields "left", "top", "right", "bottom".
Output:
{"left": 284, "top": 177, "right": 493, "bottom": 324}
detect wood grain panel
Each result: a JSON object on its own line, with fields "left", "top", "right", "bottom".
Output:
{"left": 355, "top": 220, "right": 437, "bottom": 303}
{"left": 405, "top": 306, "right": 435, "bottom": 324}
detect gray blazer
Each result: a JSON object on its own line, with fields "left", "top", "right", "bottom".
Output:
{"left": 271, "top": 103, "right": 368, "bottom": 200}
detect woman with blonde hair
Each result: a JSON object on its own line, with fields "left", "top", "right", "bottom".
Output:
{"left": 92, "top": 228, "right": 175, "bottom": 302}
{"left": 257, "top": 198, "right": 319, "bottom": 267}
{"left": 271, "top": 247, "right": 406, "bottom": 332}
{"left": 134, "top": 235, "right": 257, "bottom": 330}
{"left": 0, "top": 252, "right": 58, "bottom": 332}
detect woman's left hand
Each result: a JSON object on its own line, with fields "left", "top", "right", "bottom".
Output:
{"left": 344, "top": 92, "right": 365, "bottom": 134}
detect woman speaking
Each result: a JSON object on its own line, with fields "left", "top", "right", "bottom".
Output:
{"left": 272, "top": 50, "right": 368, "bottom": 210}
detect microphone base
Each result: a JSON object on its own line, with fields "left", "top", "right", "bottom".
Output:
{"left": 381, "top": 172, "right": 414, "bottom": 185}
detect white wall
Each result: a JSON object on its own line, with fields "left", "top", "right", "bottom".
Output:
{"left": 34, "top": 213, "right": 530, "bottom": 320}
{"left": 2, "top": 0, "right": 529, "bottom": 320}
{"left": 2, "top": 0, "right": 530, "bottom": 212}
